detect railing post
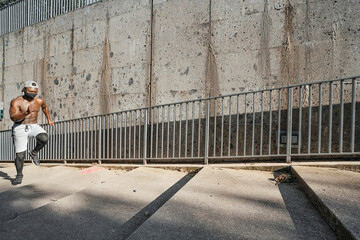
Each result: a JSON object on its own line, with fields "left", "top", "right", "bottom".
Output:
{"left": 204, "top": 100, "right": 210, "bottom": 165}
{"left": 351, "top": 78, "right": 356, "bottom": 153}
{"left": 98, "top": 116, "right": 102, "bottom": 164}
{"left": 143, "top": 108, "right": 148, "bottom": 165}
{"left": 286, "top": 88, "right": 293, "bottom": 163}
{"left": 63, "top": 122, "right": 67, "bottom": 164}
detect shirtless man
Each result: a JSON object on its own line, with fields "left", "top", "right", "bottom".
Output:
{"left": 9, "top": 81, "right": 54, "bottom": 185}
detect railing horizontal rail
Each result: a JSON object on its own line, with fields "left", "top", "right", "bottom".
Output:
{"left": 1, "top": 76, "right": 359, "bottom": 163}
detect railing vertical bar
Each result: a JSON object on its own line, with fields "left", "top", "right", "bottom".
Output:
{"left": 80, "top": 119, "right": 83, "bottom": 160}
{"left": 129, "top": 112, "right": 132, "bottom": 159}
{"left": 61, "top": 122, "right": 64, "bottom": 160}
{"left": 236, "top": 95, "right": 239, "bottom": 156}
{"left": 138, "top": 110, "right": 142, "bottom": 158}
{"left": 252, "top": 93, "right": 255, "bottom": 156}
{"left": 64, "top": 121, "right": 67, "bottom": 162}
{"left": 204, "top": 100, "right": 210, "bottom": 164}
{"left": 286, "top": 88, "right": 293, "bottom": 163}
{"left": 318, "top": 84, "right": 322, "bottom": 153}
{"left": 269, "top": 90, "right": 273, "bottom": 155}
{"left": 91, "top": 117, "right": 94, "bottom": 159}
{"left": 173, "top": 104, "right": 176, "bottom": 158}
{"left": 298, "top": 86, "right": 303, "bottom": 154}
{"left": 119, "top": 113, "right": 123, "bottom": 159}
{"left": 94, "top": 118, "right": 97, "bottom": 160}
{"left": 213, "top": 99, "right": 217, "bottom": 157}
{"left": 98, "top": 116, "right": 101, "bottom": 163}
{"left": 65, "top": 121, "right": 68, "bottom": 160}
{"left": 150, "top": 108, "right": 153, "bottom": 158}
{"left": 143, "top": 109, "right": 148, "bottom": 164}
{"left": 56, "top": 122, "right": 59, "bottom": 159}
{"left": 351, "top": 78, "right": 356, "bottom": 153}
{"left": 328, "top": 82, "right": 333, "bottom": 153}
{"left": 70, "top": 120, "right": 72, "bottom": 160}
{"left": 124, "top": 113, "right": 127, "bottom": 159}
{"left": 244, "top": 94, "right": 247, "bottom": 156}
{"left": 161, "top": 106, "right": 164, "bottom": 158}
{"left": 167, "top": 105, "right": 170, "bottom": 158}
{"left": 198, "top": 101, "right": 201, "bottom": 157}
{"left": 340, "top": 80, "right": 344, "bottom": 153}
{"left": 111, "top": 114, "right": 114, "bottom": 159}
{"left": 133, "top": 111, "right": 136, "bottom": 158}
{"left": 185, "top": 103, "right": 188, "bottom": 158}
{"left": 191, "top": 101, "right": 195, "bottom": 158}
{"left": 115, "top": 114, "right": 118, "bottom": 159}
{"left": 228, "top": 97, "right": 232, "bottom": 156}
{"left": 221, "top": 98, "right": 224, "bottom": 157}
{"left": 155, "top": 108, "right": 159, "bottom": 159}
{"left": 260, "top": 91, "right": 264, "bottom": 156}
{"left": 81, "top": 119, "right": 84, "bottom": 160}
{"left": 277, "top": 90, "right": 281, "bottom": 155}
{"left": 87, "top": 118, "right": 90, "bottom": 159}
{"left": 77, "top": 120, "right": 80, "bottom": 159}
{"left": 179, "top": 103, "right": 182, "bottom": 157}
{"left": 308, "top": 85, "right": 312, "bottom": 154}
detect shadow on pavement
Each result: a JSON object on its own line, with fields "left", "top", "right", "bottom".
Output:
{"left": 0, "top": 170, "right": 14, "bottom": 184}
{"left": 274, "top": 168, "right": 338, "bottom": 240}
{"left": 115, "top": 169, "right": 200, "bottom": 239}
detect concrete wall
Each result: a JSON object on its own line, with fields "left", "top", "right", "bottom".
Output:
{"left": 1, "top": 0, "right": 359, "bottom": 130}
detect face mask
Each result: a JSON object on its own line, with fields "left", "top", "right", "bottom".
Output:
{"left": 25, "top": 91, "right": 37, "bottom": 99}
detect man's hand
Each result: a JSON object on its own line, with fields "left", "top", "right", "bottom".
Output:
{"left": 26, "top": 104, "right": 34, "bottom": 115}
{"left": 48, "top": 120, "right": 55, "bottom": 126}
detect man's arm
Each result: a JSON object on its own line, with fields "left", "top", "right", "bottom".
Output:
{"left": 41, "top": 100, "right": 55, "bottom": 126}
{"left": 9, "top": 99, "right": 29, "bottom": 122}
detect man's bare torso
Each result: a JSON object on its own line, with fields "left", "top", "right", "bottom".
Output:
{"left": 11, "top": 96, "right": 45, "bottom": 124}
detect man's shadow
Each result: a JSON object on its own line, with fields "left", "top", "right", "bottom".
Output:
{"left": 0, "top": 171, "right": 14, "bottom": 184}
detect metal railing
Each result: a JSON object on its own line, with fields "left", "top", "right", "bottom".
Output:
{"left": 1, "top": 76, "right": 359, "bottom": 163}
{"left": 0, "top": 0, "right": 101, "bottom": 36}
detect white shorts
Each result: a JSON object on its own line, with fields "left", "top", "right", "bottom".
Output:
{"left": 12, "top": 124, "right": 47, "bottom": 153}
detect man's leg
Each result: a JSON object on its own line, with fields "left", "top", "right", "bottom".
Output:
{"left": 12, "top": 124, "right": 28, "bottom": 185}
{"left": 13, "top": 151, "right": 26, "bottom": 185}
{"left": 29, "top": 133, "right": 48, "bottom": 166}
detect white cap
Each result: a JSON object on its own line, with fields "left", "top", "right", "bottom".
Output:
{"left": 24, "top": 81, "right": 38, "bottom": 89}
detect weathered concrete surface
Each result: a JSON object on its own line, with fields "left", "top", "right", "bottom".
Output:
{"left": 128, "top": 167, "right": 336, "bottom": 240}
{"left": 0, "top": 167, "right": 188, "bottom": 240}
{"left": 0, "top": 165, "right": 120, "bottom": 223}
{"left": 1, "top": 0, "right": 359, "bottom": 130}
{"left": 0, "top": 164, "right": 69, "bottom": 192}
{"left": 292, "top": 166, "right": 360, "bottom": 240}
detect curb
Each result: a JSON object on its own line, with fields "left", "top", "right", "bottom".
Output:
{"left": 291, "top": 167, "right": 357, "bottom": 240}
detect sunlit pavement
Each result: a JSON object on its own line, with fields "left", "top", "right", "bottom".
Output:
{"left": 0, "top": 162, "right": 359, "bottom": 240}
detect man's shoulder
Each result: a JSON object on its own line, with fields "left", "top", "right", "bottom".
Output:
{"left": 11, "top": 96, "right": 23, "bottom": 104}
{"left": 35, "top": 97, "right": 45, "bottom": 104}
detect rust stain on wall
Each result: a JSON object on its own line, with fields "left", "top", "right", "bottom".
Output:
{"left": 148, "top": 1, "right": 156, "bottom": 107}
{"left": 280, "top": 0, "right": 297, "bottom": 86}
{"left": 205, "top": 44, "right": 220, "bottom": 99}
{"left": 259, "top": 0, "right": 272, "bottom": 82}
{"left": 304, "top": 0, "right": 311, "bottom": 83}
{"left": 40, "top": 55, "right": 48, "bottom": 101}
{"left": 100, "top": 15, "right": 111, "bottom": 115}
{"left": 40, "top": 35, "right": 49, "bottom": 101}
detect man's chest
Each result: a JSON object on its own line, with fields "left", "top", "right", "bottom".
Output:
{"left": 19, "top": 100, "right": 40, "bottom": 112}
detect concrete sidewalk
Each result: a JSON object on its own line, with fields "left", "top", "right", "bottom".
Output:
{"left": 128, "top": 167, "right": 336, "bottom": 240}
{"left": 0, "top": 163, "right": 359, "bottom": 239}
{"left": 0, "top": 167, "right": 189, "bottom": 240}
{"left": 0, "top": 164, "right": 120, "bottom": 223}
{"left": 292, "top": 166, "right": 360, "bottom": 240}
